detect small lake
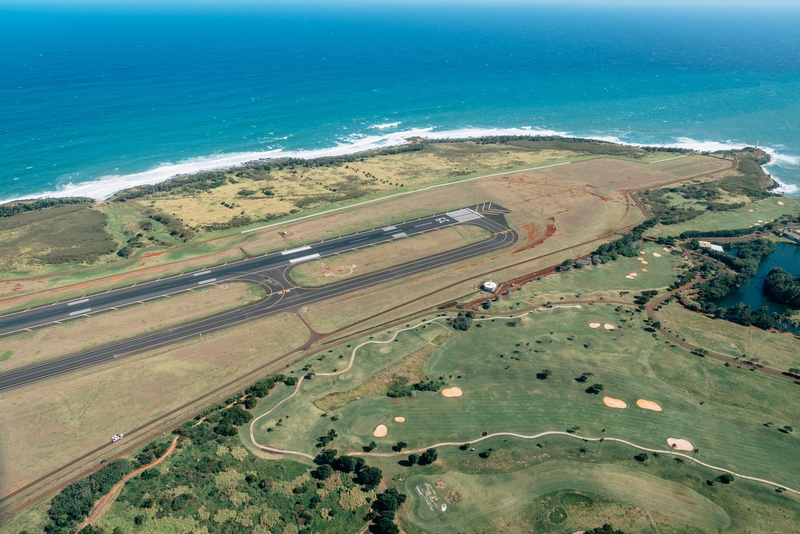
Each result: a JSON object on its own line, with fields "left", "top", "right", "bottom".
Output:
{"left": 712, "top": 243, "right": 800, "bottom": 318}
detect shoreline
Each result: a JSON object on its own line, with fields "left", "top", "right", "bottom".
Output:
{"left": 1, "top": 132, "right": 790, "bottom": 207}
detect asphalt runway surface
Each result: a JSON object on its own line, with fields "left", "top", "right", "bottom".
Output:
{"left": 0, "top": 205, "right": 516, "bottom": 391}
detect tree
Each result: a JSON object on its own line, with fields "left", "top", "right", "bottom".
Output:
{"left": 536, "top": 369, "right": 553, "bottom": 380}
{"left": 578, "top": 447, "right": 588, "bottom": 455}
{"left": 407, "top": 453, "right": 419, "bottom": 465}
{"left": 418, "top": 448, "right": 438, "bottom": 465}
{"left": 356, "top": 466, "right": 383, "bottom": 489}
{"left": 365, "top": 440, "right": 377, "bottom": 451}
{"left": 394, "top": 441, "right": 407, "bottom": 452}
{"left": 373, "top": 488, "right": 407, "bottom": 513}
{"left": 317, "top": 449, "right": 337, "bottom": 464}
{"left": 370, "top": 516, "right": 400, "bottom": 534}
{"left": 332, "top": 455, "right": 357, "bottom": 473}
{"left": 478, "top": 450, "right": 492, "bottom": 459}
{"left": 585, "top": 383, "right": 604, "bottom": 394}
{"left": 585, "top": 524, "right": 626, "bottom": 534}
{"left": 634, "top": 453, "right": 648, "bottom": 463}
{"left": 717, "top": 473, "right": 735, "bottom": 484}
{"left": 312, "top": 464, "right": 334, "bottom": 480}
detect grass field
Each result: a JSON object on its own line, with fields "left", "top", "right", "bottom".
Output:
{"left": 0, "top": 312, "right": 308, "bottom": 495}
{"left": 403, "top": 461, "right": 729, "bottom": 533}
{"left": 289, "top": 224, "right": 491, "bottom": 287}
{"left": 0, "top": 282, "right": 265, "bottom": 372}
{"left": 657, "top": 301, "right": 800, "bottom": 373}
{"left": 247, "top": 304, "right": 799, "bottom": 532}
{"left": 650, "top": 196, "right": 800, "bottom": 237}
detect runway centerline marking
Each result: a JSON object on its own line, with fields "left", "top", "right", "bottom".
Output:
{"left": 192, "top": 270, "right": 211, "bottom": 277}
{"left": 68, "top": 308, "right": 92, "bottom": 317}
{"left": 67, "top": 299, "right": 89, "bottom": 306}
{"left": 197, "top": 278, "right": 217, "bottom": 285}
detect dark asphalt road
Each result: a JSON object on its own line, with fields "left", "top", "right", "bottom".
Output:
{"left": 0, "top": 206, "right": 516, "bottom": 390}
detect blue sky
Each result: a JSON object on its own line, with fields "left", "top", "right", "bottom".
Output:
{"left": 2, "top": 0, "right": 799, "bottom": 7}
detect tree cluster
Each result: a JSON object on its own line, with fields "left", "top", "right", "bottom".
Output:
{"left": 449, "top": 310, "right": 475, "bottom": 331}
{"left": 213, "top": 405, "right": 253, "bottom": 436}
{"left": 313, "top": 451, "right": 383, "bottom": 490}
{"left": 764, "top": 267, "right": 800, "bottom": 308}
{"left": 387, "top": 379, "right": 445, "bottom": 398}
{"left": 45, "top": 459, "right": 132, "bottom": 533}
{"left": 0, "top": 197, "right": 93, "bottom": 218}
{"left": 369, "top": 488, "right": 407, "bottom": 534}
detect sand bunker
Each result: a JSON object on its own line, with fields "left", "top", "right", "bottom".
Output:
{"left": 667, "top": 438, "right": 694, "bottom": 451}
{"left": 442, "top": 387, "right": 463, "bottom": 397}
{"left": 604, "top": 324, "right": 616, "bottom": 330}
{"left": 589, "top": 322, "right": 601, "bottom": 328}
{"left": 373, "top": 424, "right": 388, "bottom": 437}
{"left": 629, "top": 272, "right": 638, "bottom": 277}
{"left": 641, "top": 260, "right": 649, "bottom": 265}
{"left": 758, "top": 220, "right": 764, "bottom": 223}
{"left": 603, "top": 397, "right": 627, "bottom": 409}
{"left": 748, "top": 209, "right": 755, "bottom": 212}
{"left": 652, "top": 252, "right": 662, "bottom": 258}
{"left": 394, "top": 417, "right": 405, "bottom": 423}
{"left": 778, "top": 201, "right": 785, "bottom": 205}
{"left": 625, "top": 275, "right": 635, "bottom": 279}
{"left": 642, "top": 268, "right": 648, "bottom": 272}
{"left": 639, "top": 250, "right": 646, "bottom": 255}
{"left": 637, "top": 399, "right": 662, "bottom": 411}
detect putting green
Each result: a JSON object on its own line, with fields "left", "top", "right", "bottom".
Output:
{"left": 404, "top": 461, "right": 730, "bottom": 533}
{"left": 350, "top": 413, "right": 388, "bottom": 437}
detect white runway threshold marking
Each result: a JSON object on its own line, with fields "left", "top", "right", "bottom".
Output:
{"left": 445, "top": 208, "right": 482, "bottom": 222}
{"left": 282, "top": 245, "right": 312, "bottom": 255}
{"left": 197, "top": 278, "right": 217, "bottom": 285}
{"left": 69, "top": 308, "right": 91, "bottom": 316}
{"left": 192, "top": 270, "right": 211, "bottom": 277}
{"left": 67, "top": 298, "right": 89, "bottom": 306}
{"left": 382, "top": 226, "right": 397, "bottom": 231}
{"left": 289, "top": 253, "right": 321, "bottom": 264}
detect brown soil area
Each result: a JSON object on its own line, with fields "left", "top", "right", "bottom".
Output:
{"left": 513, "top": 218, "right": 556, "bottom": 254}
{"left": 445, "top": 489, "right": 461, "bottom": 506}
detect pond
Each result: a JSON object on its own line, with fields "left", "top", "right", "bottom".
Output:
{"left": 712, "top": 242, "right": 800, "bottom": 318}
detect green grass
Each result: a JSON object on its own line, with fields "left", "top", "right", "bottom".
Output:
{"left": 403, "top": 461, "right": 729, "bottom": 533}
{"left": 651, "top": 197, "right": 800, "bottom": 237}
{"left": 248, "top": 304, "right": 799, "bottom": 531}
{"left": 0, "top": 350, "right": 11, "bottom": 363}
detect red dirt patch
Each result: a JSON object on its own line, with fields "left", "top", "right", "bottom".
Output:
{"left": 435, "top": 480, "right": 447, "bottom": 489}
{"left": 519, "top": 222, "right": 539, "bottom": 242}
{"left": 445, "top": 489, "right": 461, "bottom": 506}
{"left": 513, "top": 218, "right": 556, "bottom": 254}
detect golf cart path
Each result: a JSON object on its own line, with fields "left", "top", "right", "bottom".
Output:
{"left": 249, "top": 314, "right": 800, "bottom": 496}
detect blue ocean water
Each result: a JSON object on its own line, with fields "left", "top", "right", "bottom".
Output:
{"left": 1, "top": 5, "right": 800, "bottom": 202}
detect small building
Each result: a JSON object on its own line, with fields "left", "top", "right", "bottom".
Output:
{"left": 481, "top": 280, "right": 498, "bottom": 292}
{"left": 698, "top": 241, "right": 724, "bottom": 253}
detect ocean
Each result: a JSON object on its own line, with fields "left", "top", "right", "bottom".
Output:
{"left": 1, "top": 4, "right": 800, "bottom": 202}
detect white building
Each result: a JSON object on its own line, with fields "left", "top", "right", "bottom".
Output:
{"left": 482, "top": 280, "right": 498, "bottom": 292}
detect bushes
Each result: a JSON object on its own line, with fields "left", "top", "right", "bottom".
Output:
{"left": 449, "top": 310, "right": 474, "bottom": 331}
{"left": 387, "top": 379, "right": 444, "bottom": 398}
{"left": 764, "top": 267, "right": 800, "bottom": 308}
{"left": 213, "top": 405, "right": 253, "bottom": 436}
{"left": 0, "top": 197, "right": 93, "bottom": 218}
{"left": 417, "top": 448, "right": 438, "bottom": 465}
{"left": 45, "top": 459, "right": 132, "bottom": 533}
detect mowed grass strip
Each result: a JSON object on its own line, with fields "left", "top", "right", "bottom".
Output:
{"left": 0, "top": 312, "right": 308, "bottom": 493}
{"left": 289, "top": 224, "right": 491, "bottom": 287}
{"left": 255, "top": 307, "right": 800, "bottom": 489}
{"left": 403, "top": 461, "right": 729, "bottom": 533}
{"left": 0, "top": 282, "right": 266, "bottom": 372}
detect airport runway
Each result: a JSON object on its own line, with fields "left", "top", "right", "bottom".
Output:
{"left": 0, "top": 205, "right": 516, "bottom": 390}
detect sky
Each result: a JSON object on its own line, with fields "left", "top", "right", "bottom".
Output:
{"left": 2, "top": 0, "right": 799, "bottom": 8}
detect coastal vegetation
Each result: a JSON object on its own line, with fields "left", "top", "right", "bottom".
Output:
{"left": 764, "top": 267, "right": 800, "bottom": 308}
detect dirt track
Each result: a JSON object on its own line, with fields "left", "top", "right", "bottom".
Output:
{"left": 79, "top": 435, "right": 179, "bottom": 529}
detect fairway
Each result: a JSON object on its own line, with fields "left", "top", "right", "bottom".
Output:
{"left": 248, "top": 304, "right": 800, "bottom": 533}
{"left": 404, "top": 461, "right": 730, "bottom": 533}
